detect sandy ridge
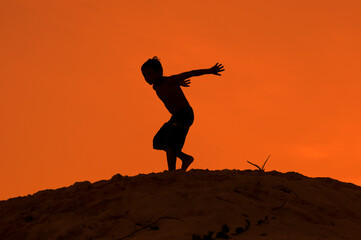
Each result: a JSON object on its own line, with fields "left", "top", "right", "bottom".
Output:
{"left": 1, "top": 169, "right": 361, "bottom": 240}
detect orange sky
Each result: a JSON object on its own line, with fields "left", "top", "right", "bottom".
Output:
{"left": 1, "top": 0, "right": 361, "bottom": 200}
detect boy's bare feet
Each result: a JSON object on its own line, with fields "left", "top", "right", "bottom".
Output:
{"left": 181, "top": 156, "right": 194, "bottom": 171}
{"left": 178, "top": 152, "right": 194, "bottom": 171}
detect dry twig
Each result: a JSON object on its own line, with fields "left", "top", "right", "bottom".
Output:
{"left": 118, "top": 216, "right": 181, "bottom": 240}
{"left": 247, "top": 155, "right": 271, "bottom": 172}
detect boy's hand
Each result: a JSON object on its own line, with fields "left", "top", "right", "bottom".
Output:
{"left": 210, "top": 63, "right": 225, "bottom": 76}
{"left": 179, "top": 79, "right": 191, "bottom": 87}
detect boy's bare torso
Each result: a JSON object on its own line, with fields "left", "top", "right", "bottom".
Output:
{"left": 153, "top": 76, "right": 190, "bottom": 114}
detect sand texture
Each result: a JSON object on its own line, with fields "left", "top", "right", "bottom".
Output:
{"left": 1, "top": 169, "right": 361, "bottom": 240}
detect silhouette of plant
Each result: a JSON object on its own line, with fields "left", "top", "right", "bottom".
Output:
{"left": 192, "top": 220, "right": 253, "bottom": 240}
{"left": 216, "top": 224, "right": 230, "bottom": 238}
{"left": 232, "top": 219, "right": 251, "bottom": 236}
{"left": 192, "top": 231, "right": 213, "bottom": 240}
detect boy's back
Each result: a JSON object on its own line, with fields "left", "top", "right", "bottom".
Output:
{"left": 152, "top": 76, "right": 190, "bottom": 114}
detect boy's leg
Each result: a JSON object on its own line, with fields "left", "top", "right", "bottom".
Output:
{"left": 165, "top": 149, "right": 177, "bottom": 171}
{"left": 165, "top": 149, "right": 193, "bottom": 171}
{"left": 177, "top": 152, "right": 194, "bottom": 171}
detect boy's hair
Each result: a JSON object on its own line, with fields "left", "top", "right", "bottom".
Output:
{"left": 141, "top": 56, "right": 163, "bottom": 75}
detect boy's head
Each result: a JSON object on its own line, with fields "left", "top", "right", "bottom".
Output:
{"left": 141, "top": 56, "right": 163, "bottom": 85}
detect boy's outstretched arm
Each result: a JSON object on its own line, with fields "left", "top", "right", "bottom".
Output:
{"left": 172, "top": 63, "right": 225, "bottom": 82}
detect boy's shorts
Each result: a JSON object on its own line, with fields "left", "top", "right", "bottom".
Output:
{"left": 153, "top": 106, "right": 194, "bottom": 152}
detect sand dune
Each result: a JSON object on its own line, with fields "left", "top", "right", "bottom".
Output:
{"left": 1, "top": 169, "right": 361, "bottom": 240}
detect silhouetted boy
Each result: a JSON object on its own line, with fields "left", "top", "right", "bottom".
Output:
{"left": 141, "top": 57, "right": 224, "bottom": 171}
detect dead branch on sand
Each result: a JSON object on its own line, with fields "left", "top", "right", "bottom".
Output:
{"left": 247, "top": 155, "right": 271, "bottom": 172}
{"left": 118, "top": 216, "right": 181, "bottom": 240}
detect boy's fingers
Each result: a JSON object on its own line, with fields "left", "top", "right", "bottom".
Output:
{"left": 180, "top": 79, "right": 191, "bottom": 86}
{"left": 212, "top": 63, "right": 225, "bottom": 74}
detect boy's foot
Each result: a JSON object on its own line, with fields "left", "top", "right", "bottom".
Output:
{"left": 180, "top": 155, "right": 194, "bottom": 171}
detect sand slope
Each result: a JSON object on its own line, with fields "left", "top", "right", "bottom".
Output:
{"left": 1, "top": 169, "right": 361, "bottom": 240}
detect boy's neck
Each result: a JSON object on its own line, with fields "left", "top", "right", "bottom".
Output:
{"left": 153, "top": 76, "right": 163, "bottom": 86}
